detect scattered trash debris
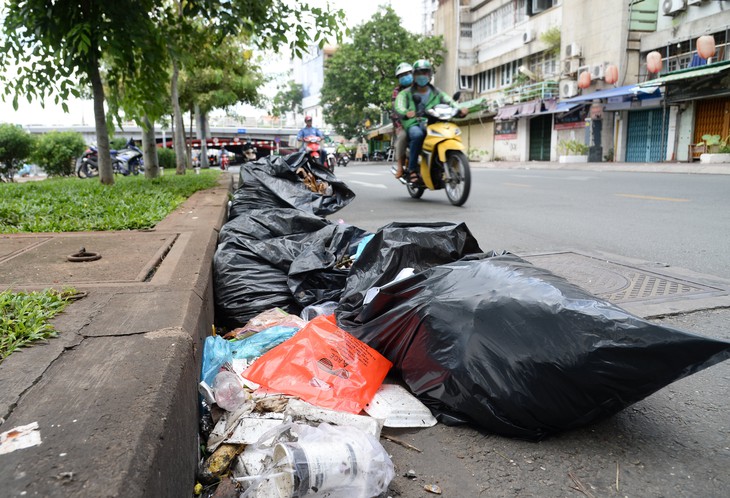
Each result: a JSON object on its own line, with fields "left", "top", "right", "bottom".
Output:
{"left": 364, "top": 383, "right": 437, "bottom": 428}
{"left": 239, "top": 422, "right": 394, "bottom": 498}
{"left": 424, "top": 483, "right": 442, "bottom": 494}
{"left": 243, "top": 315, "right": 392, "bottom": 414}
{"left": 404, "top": 470, "right": 417, "bottom": 479}
{"left": 0, "top": 422, "right": 42, "bottom": 455}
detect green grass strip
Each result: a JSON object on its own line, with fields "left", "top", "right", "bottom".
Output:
{"left": 0, "top": 170, "right": 220, "bottom": 233}
{"left": 0, "top": 288, "right": 78, "bottom": 363}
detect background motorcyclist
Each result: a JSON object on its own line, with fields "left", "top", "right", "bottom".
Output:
{"left": 394, "top": 59, "right": 467, "bottom": 183}
{"left": 391, "top": 62, "right": 413, "bottom": 179}
{"left": 296, "top": 115, "right": 327, "bottom": 167}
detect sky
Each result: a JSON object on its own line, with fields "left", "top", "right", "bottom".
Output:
{"left": 0, "top": 0, "right": 424, "bottom": 127}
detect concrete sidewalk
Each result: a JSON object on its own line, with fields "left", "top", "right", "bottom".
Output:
{"left": 0, "top": 174, "right": 232, "bottom": 497}
{"left": 1, "top": 162, "right": 729, "bottom": 497}
{"left": 469, "top": 159, "right": 730, "bottom": 175}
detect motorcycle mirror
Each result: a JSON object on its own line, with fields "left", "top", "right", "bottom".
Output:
{"left": 452, "top": 91, "right": 461, "bottom": 101}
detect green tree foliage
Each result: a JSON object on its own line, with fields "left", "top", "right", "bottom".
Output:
{"left": 1, "top": 0, "right": 346, "bottom": 181}
{"left": 0, "top": 0, "right": 167, "bottom": 186}
{"left": 320, "top": 6, "right": 446, "bottom": 139}
{"left": 31, "top": 131, "right": 87, "bottom": 177}
{"left": 0, "top": 123, "right": 34, "bottom": 182}
{"left": 179, "top": 35, "right": 264, "bottom": 114}
{"left": 270, "top": 79, "right": 304, "bottom": 120}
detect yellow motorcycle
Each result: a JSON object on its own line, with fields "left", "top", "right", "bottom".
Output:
{"left": 396, "top": 96, "right": 484, "bottom": 206}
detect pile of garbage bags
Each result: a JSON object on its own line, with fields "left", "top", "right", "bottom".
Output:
{"left": 204, "top": 154, "right": 730, "bottom": 493}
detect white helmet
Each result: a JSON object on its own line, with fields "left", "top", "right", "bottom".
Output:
{"left": 395, "top": 62, "right": 413, "bottom": 77}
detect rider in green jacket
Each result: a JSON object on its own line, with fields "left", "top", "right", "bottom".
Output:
{"left": 394, "top": 59, "right": 466, "bottom": 182}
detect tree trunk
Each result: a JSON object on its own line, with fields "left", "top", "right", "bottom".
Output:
{"left": 195, "top": 104, "right": 208, "bottom": 170}
{"left": 88, "top": 50, "right": 114, "bottom": 185}
{"left": 141, "top": 115, "right": 159, "bottom": 179}
{"left": 171, "top": 58, "right": 187, "bottom": 175}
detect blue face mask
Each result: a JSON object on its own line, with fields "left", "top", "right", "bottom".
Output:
{"left": 415, "top": 75, "right": 430, "bottom": 87}
{"left": 399, "top": 74, "right": 413, "bottom": 86}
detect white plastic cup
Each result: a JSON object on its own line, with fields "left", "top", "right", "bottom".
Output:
{"left": 273, "top": 440, "right": 365, "bottom": 497}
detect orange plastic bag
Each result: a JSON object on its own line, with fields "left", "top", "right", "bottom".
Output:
{"left": 243, "top": 314, "right": 392, "bottom": 414}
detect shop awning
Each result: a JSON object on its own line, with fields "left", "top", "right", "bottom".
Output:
{"left": 638, "top": 60, "right": 730, "bottom": 88}
{"left": 366, "top": 123, "right": 393, "bottom": 139}
{"left": 496, "top": 105, "right": 520, "bottom": 120}
{"left": 540, "top": 101, "right": 582, "bottom": 114}
{"left": 563, "top": 84, "right": 661, "bottom": 103}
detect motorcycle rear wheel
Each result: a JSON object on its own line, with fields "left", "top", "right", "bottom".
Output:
{"left": 76, "top": 161, "right": 98, "bottom": 179}
{"left": 444, "top": 151, "right": 471, "bottom": 206}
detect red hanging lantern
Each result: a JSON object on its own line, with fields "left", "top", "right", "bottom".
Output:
{"left": 604, "top": 64, "right": 619, "bottom": 85}
{"left": 577, "top": 70, "right": 592, "bottom": 89}
{"left": 646, "top": 51, "right": 663, "bottom": 74}
{"left": 696, "top": 35, "right": 716, "bottom": 59}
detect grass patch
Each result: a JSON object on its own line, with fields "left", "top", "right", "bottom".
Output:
{"left": 0, "top": 288, "right": 78, "bottom": 363}
{"left": 0, "top": 170, "right": 220, "bottom": 233}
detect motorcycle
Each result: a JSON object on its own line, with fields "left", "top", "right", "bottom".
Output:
{"left": 336, "top": 151, "right": 350, "bottom": 167}
{"left": 394, "top": 94, "right": 484, "bottom": 207}
{"left": 301, "top": 135, "right": 332, "bottom": 172}
{"left": 76, "top": 139, "right": 143, "bottom": 178}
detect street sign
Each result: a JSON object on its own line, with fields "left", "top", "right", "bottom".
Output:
{"left": 275, "top": 136, "right": 281, "bottom": 143}
{"left": 237, "top": 128, "right": 246, "bottom": 134}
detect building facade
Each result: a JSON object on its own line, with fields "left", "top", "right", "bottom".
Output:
{"left": 432, "top": 0, "right": 730, "bottom": 163}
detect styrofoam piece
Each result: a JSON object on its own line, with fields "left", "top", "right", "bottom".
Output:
{"left": 363, "top": 384, "right": 437, "bottom": 428}
{"left": 226, "top": 416, "right": 285, "bottom": 445}
{"left": 284, "top": 398, "right": 383, "bottom": 438}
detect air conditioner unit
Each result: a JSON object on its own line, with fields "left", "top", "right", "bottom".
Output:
{"left": 591, "top": 63, "right": 606, "bottom": 80}
{"left": 522, "top": 30, "right": 534, "bottom": 44}
{"left": 563, "top": 59, "right": 580, "bottom": 75}
{"left": 577, "top": 65, "right": 590, "bottom": 78}
{"left": 662, "top": 0, "right": 687, "bottom": 16}
{"left": 560, "top": 80, "right": 579, "bottom": 99}
{"left": 565, "top": 42, "right": 581, "bottom": 58}
{"left": 493, "top": 96, "right": 506, "bottom": 108}
{"left": 687, "top": 0, "right": 702, "bottom": 5}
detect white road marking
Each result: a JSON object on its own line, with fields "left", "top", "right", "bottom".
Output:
{"left": 349, "top": 180, "right": 388, "bottom": 189}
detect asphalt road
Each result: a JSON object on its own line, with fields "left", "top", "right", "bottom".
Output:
{"left": 326, "top": 161, "right": 730, "bottom": 498}
{"left": 331, "top": 162, "right": 730, "bottom": 280}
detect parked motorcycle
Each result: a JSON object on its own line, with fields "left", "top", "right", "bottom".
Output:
{"left": 76, "top": 139, "right": 143, "bottom": 178}
{"left": 394, "top": 94, "right": 484, "bottom": 206}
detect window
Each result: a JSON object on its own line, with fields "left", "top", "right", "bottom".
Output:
{"left": 500, "top": 60, "right": 522, "bottom": 87}
{"left": 528, "top": 51, "right": 559, "bottom": 79}
{"left": 460, "top": 23, "right": 472, "bottom": 38}
{"left": 459, "top": 73, "right": 474, "bottom": 90}
{"left": 528, "top": 0, "right": 556, "bottom": 15}
{"left": 477, "top": 68, "right": 497, "bottom": 94}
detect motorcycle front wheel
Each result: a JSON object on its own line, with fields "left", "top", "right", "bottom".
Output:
{"left": 406, "top": 183, "right": 425, "bottom": 199}
{"left": 444, "top": 151, "right": 471, "bottom": 206}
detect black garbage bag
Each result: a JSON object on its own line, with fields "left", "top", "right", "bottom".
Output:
{"left": 336, "top": 221, "right": 483, "bottom": 323}
{"left": 337, "top": 252, "right": 730, "bottom": 440}
{"left": 214, "top": 208, "right": 370, "bottom": 328}
{"left": 229, "top": 152, "right": 355, "bottom": 219}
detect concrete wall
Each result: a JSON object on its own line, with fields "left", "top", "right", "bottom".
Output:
{"left": 433, "top": 0, "right": 460, "bottom": 96}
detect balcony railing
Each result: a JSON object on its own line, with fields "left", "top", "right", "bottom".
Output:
{"left": 505, "top": 81, "right": 559, "bottom": 103}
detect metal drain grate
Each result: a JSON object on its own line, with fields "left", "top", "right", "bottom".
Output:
{"left": 524, "top": 252, "right": 723, "bottom": 305}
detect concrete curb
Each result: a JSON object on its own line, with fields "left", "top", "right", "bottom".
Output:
{"left": 0, "top": 174, "right": 232, "bottom": 497}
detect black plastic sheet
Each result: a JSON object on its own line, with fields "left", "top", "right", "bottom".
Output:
{"left": 336, "top": 252, "right": 730, "bottom": 440}
{"left": 229, "top": 152, "right": 355, "bottom": 219}
{"left": 336, "top": 221, "right": 483, "bottom": 323}
{"left": 214, "top": 208, "right": 369, "bottom": 328}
